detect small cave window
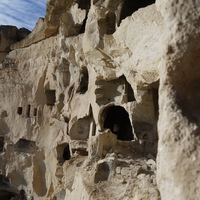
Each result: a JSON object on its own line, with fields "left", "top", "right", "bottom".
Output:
{"left": 63, "top": 145, "right": 71, "bottom": 161}
{"left": 45, "top": 90, "right": 56, "bottom": 106}
{"left": 25, "top": 105, "right": 31, "bottom": 118}
{"left": 64, "top": 117, "right": 69, "bottom": 123}
{"left": 57, "top": 143, "right": 71, "bottom": 163}
{"left": 17, "top": 107, "right": 23, "bottom": 115}
{"left": 0, "top": 137, "right": 5, "bottom": 152}
{"left": 77, "top": 67, "right": 89, "bottom": 94}
{"left": 127, "top": 83, "right": 135, "bottom": 102}
{"left": 118, "top": 0, "right": 155, "bottom": 26}
{"left": 33, "top": 108, "right": 37, "bottom": 117}
{"left": 103, "top": 106, "right": 133, "bottom": 141}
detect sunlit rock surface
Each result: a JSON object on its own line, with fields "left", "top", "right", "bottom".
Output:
{"left": 1, "top": 0, "right": 198, "bottom": 199}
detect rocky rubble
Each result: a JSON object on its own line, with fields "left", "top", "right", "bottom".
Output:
{"left": 1, "top": 0, "right": 199, "bottom": 199}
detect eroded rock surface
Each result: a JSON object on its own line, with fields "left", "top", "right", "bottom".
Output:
{"left": 0, "top": 0, "right": 183, "bottom": 199}
{"left": 157, "top": 0, "right": 200, "bottom": 199}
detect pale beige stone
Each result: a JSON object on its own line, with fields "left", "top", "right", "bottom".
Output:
{"left": 0, "top": 0, "right": 162, "bottom": 199}
{"left": 157, "top": 0, "right": 200, "bottom": 199}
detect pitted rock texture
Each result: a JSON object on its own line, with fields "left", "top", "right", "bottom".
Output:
{"left": 0, "top": 0, "right": 178, "bottom": 199}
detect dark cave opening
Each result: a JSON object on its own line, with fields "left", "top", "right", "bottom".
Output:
{"left": 33, "top": 108, "right": 37, "bottom": 117}
{"left": 45, "top": 90, "right": 56, "bottom": 106}
{"left": 17, "top": 107, "right": 22, "bottom": 115}
{"left": 63, "top": 145, "right": 71, "bottom": 161}
{"left": 103, "top": 106, "right": 133, "bottom": 141}
{"left": 77, "top": 67, "right": 89, "bottom": 94}
{"left": 25, "top": 105, "right": 31, "bottom": 118}
{"left": 57, "top": 143, "right": 71, "bottom": 163}
{"left": 76, "top": 0, "right": 90, "bottom": 10}
{"left": 118, "top": 0, "right": 155, "bottom": 25}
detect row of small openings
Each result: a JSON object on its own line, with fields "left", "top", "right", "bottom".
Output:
{"left": 17, "top": 105, "right": 37, "bottom": 117}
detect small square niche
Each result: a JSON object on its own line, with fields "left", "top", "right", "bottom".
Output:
{"left": 45, "top": 90, "right": 56, "bottom": 106}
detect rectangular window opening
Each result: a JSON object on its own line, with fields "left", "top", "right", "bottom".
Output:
{"left": 45, "top": 90, "right": 56, "bottom": 106}
{"left": 25, "top": 105, "right": 31, "bottom": 118}
{"left": 33, "top": 108, "right": 37, "bottom": 116}
{"left": 17, "top": 107, "right": 23, "bottom": 115}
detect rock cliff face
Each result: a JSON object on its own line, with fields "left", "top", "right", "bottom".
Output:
{"left": 0, "top": 0, "right": 198, "bottom": 200}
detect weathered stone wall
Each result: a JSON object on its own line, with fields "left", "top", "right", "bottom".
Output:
{"left": 157, "top": 0, "right": 200, "bottom": 199}
{"left": 1, "top": 0, "right": 192, "bottom": 199}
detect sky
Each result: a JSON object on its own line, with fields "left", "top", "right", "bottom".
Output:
{"left": 0, "top": 0, "right": 47, "bottom": 30}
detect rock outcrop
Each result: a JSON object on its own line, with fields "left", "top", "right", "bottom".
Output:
{"left": 0, "top": 26, "right": 30, "bottom": 62}
{"left": 157, "top": 0, "right": 200, "bottom": 199}
{"left": 1, "top": 0, "right": 199, "bottom": 199}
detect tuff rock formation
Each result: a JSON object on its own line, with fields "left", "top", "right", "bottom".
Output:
{"left": 157, "top": 0, "right": 200, "bottom": 200}
{"left": 0, "top": 0, "right": 198, "bottom": 199}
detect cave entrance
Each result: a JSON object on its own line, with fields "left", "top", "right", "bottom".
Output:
{"left": 57, "top": 143, "right": 71, "bottom": 164}
{"left": 103, "top": 106, "right": 133, "bottom": 141}
{"left": 63, "top": 145, "right": 71, "bottom": 161}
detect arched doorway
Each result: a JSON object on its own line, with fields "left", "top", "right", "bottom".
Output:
{"left": 103, "top": 106, "right": 133, "bottom": 141}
